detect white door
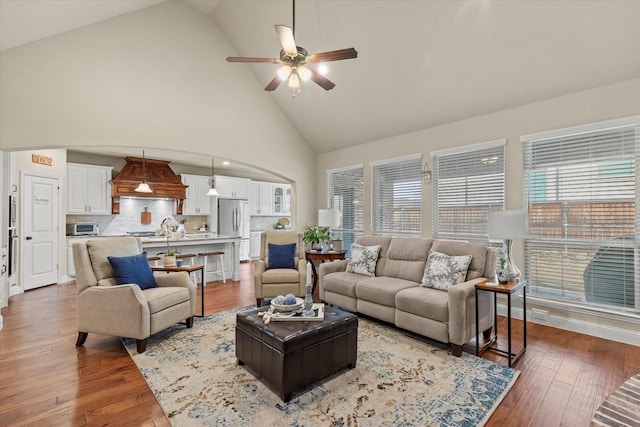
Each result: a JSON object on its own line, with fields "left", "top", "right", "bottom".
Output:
{"left": 22, "top": 174, "right": 59, "bottom": 290}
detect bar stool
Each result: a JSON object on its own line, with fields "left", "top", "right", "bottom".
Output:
{"left": 198, "top": 251, "right": 226, "bottom": 284}
{"left": 147, "top": 256, "right": 161, "bottom": 266}
{"left": 176, "top": 253, "right": 198, "bottom": 284}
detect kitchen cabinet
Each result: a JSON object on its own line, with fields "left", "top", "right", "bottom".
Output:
{"left": 181, "top": 174, "right": 212, "bottom": 215}
{"left": 216, "top": 176, "right": 249, "bottom": 199}
{"left": 249, "top": 181, "right": 273, "bottom": 216}
{"left": 250, "top": 231, "right": 262, "bottom": 259}
{"left": 273, "top": 184, "right": 291, "bottom": 215}
{"left": 67, "top": 163, "right": 113, "bottom": 214}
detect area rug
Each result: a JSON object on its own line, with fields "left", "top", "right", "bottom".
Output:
{"left": 123, "top": 307, "right": 519, "bottom": 426}
{"left": 591, "top": 372, "right": 640, "bottom": 427}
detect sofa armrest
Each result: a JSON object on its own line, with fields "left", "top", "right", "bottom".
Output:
{"left": 447, "top": 277, "right": 491, "bottom": 346}
{"left": 318, "top": 259, "right": 348, "bottom": 301}
{"left": 77, "top": 284, "right": 150, "bottom": 339}
{"left": 155, "top": 272, "right": 197, "bottom": 316}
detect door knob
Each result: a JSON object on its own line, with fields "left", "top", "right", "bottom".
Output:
{"left": 25, "top": 236, "right": 33, "bottom": 240}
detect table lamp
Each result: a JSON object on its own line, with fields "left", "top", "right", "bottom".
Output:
{"left": 318, "top": 209, "right": 341, "bottom": 250}
{"left": 488, "top": 210, "right": 528, "bottom": 282}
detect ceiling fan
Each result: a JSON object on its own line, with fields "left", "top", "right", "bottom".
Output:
{"left": 226, "top": 0, "right": 357, "bottom": 95}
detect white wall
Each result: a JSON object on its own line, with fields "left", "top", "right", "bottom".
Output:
{"left": 316, "top": 78, "right": 640, "bottom": 345}
{"left": 0, "top": 1, "right": 315, "bottom": 230}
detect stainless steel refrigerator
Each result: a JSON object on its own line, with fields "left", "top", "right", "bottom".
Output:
{"left": 217, "top": 198, "right": 250, "bottom": 261}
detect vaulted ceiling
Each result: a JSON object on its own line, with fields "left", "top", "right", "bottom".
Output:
{"left": 2, "top": 0, "right": 639, "bottom": 158}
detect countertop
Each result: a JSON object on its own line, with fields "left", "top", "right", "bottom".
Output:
{"left": 67, "top": 233, "right": 240, "bottom": 243}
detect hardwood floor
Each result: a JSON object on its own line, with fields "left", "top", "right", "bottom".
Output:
{"left": 1, "top": 262, "right": 638, "bottom": 426}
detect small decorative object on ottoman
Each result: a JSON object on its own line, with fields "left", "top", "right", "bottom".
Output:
{"left": 235, "top": 305, "right": 358, "bottom": 402}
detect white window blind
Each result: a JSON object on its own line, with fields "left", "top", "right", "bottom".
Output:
{"left": 433, "top": 142, "right": 505, "bottom": 241}
{"left": 371, "top": 155, "right": 421, "bottom": 236}
{"left": 522, "top": 117, "right": 640, "bottom": 315}
{"left": 327, "top": 165, "right": 364, "bottom": 254}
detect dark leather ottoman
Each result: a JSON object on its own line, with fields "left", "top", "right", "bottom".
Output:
{"left": 235, "top": 305, "right": 358, "bottom": 402}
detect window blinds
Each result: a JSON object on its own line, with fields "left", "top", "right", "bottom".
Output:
{"left": 327, "top": 165, "right": 364, "bottom": 254}
{"left": 432, "top": 143, "right": 505, "bottom": 241}
{"left": 371, "top": 155, "right": 421, "bottom": 236}
{"left": 522, "top": 118, "right": 640, "bottom": 315}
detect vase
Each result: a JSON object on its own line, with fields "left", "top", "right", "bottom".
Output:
{"left": 497, "top": 268, "right": 509, "bottom": 284}
{"left": 163, "top": 255, "right": 176, "bottom": 267}
{"left": 302, "top": 284, "right": 315, "bottom": 317}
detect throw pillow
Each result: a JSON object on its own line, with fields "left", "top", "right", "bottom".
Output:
{"left": 421, "top": 251, "right": 472, "bottom": 290}
{"left": 346, "top": 243, "right": 380, "bottom": 277}
{"left": 108, "top": 252, "right": 158, "bottom": 290}
{"left": 268, "top": 243, "right": 296, "bottom": 269}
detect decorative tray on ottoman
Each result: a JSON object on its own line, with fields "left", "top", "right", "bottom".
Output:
{"left": 270, "top": 303, "right": 325, "bottom": 322}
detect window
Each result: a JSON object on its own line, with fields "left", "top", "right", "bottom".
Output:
{"left": 522, "top": 116, "right": 640, "bottom": 315}
{"left": 432, "top": 140, "right": 506, "bottom": 241}
{"left": 371, "top": 154, "right": 421, "bottom": 236}
{"left": 327, "top": 165, "right": 364, "bottom": 255}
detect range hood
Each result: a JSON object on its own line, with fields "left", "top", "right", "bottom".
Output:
{"left": 110, "top": 156, "right": 188, "bottom": 214}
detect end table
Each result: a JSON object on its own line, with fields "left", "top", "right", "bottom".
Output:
{"left": 475, "top": 280, "right": 526, "bottom": 367}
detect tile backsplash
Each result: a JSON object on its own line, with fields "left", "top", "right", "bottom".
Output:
{"left": 66, "top": 198, "right": 206, "bottom": 235}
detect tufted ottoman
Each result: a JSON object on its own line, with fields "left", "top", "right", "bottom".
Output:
{"left": 235, "top": 305, "right": 358, "bottom": 402}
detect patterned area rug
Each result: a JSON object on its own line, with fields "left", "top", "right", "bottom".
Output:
{"left": 123, "top": 307, "right": 519, "bottom": 426}
{"left": 591, "top": 373, "right": 640, "bottom": 426}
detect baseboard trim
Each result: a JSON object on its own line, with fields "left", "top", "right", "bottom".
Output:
{"left": 496, "top": 304, "right": 640, "bottom": 347}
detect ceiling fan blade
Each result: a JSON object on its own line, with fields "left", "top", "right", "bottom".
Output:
{"left": 226, "top": 56, "right": 279, "bottom": 63}
{"left": 309, "top": 48, "right": 358, "bottom": 63}
{"left": 309, "top": 69, "right": 335, "bottom": 91}
{"left": 275, "top": 25, "right": 298, "bottom": 57}
{"left": 264, "top": 75, "right": 283, "bottom": 91}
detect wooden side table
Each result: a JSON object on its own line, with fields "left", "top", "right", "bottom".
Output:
{"left": 305, "top": 250, "right": 347, "bottom": 294}
{"left": 152, "top": 264, "right": 206, "bottom": 317}
{"left": 475, "top": 280, "right": 526, "bottom": 367}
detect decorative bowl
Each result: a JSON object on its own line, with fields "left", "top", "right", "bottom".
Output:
{"left": 271, "top": 297, "right": 303, "bottom": 312}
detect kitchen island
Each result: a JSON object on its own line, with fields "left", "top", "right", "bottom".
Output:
{"left": 141, "top": 234, "right": 241, "bottom": 282}
{"left": 67, "top": 234, "right": 241, "bottom": 282}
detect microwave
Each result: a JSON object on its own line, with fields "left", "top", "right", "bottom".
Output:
{"left": 67, "top": 222, "right": 99, "bottom": 236}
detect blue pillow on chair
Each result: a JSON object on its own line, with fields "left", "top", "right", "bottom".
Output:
{"left": 268, "top": 243, "right": 296, "bottom": 269}
{"left": 108, "top": 252, "right": 158, "bottom": 290}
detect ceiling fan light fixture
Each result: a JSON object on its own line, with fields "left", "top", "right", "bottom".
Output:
{"left": 297, "top": 66, "right": 311, "bottom": 81}
{"left": 277, "top": 65, "right": 291, "bottom": 80}
{"left": 288, "top": 72, "right": 300, "bottom": 88}
{"left": 318, "top": 63, "right": 328, "bottom": 75}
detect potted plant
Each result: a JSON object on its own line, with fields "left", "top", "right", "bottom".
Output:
{"left": 160, "top": 217, "right": 179, "bottom": 266}
{"left": 303, "top": 225, "right": 331, "bottom": 251}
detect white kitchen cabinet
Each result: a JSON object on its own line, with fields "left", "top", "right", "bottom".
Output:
{"left": 240, "top": 239, "right": 250, "bottom": 261}
{"left": 181, "top": 174, "right": 212, "bottom": 215}
{"left": 216, "top": 176, "right": 250, "bottom": 198}
{"left": 67, "top": 163, "right": 113, "bottom": 214}
{"left": 249, "top": 181, "right": 274, "bottom": 216}
{"left": 273, "top": 184, "right": 291, "bottom": 215}
{"left": 250, "top": 231, "right": 262, "bottom": 259}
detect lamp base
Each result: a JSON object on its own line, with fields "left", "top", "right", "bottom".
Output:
{"left": 503, "top": 239, "right": 521, "bottom": 282}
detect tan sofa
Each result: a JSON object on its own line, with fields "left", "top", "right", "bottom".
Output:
{"left": 73, "top": 236, "right": 196, "bottom": 353}
{"left": 318, "top": 236, "right": 496, "bottom": 356}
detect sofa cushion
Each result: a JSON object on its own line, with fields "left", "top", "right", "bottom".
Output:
{"left": 356, "top": 277, "right": 418, "bottom": 307}
{"left": 108, "top": 252, "right": 158, "bottom": 290}
{"left": 355, "top": 236, "right": 392, "bottom": 276}
{"left": 421, "top": 251, "right": 472, "bottom": 290}
{"left": 395, "top": 286, "right": 449, "bottom": 323}
{"left": 261, "top": 268, "right": 301, "bottom": 284}
{"left": 431, "top": 240, "right": 488, "bottom": 280}
{"left": 383, "top": 237, "right": 433, "bottom": 282}
{"left": 267, "top": 243, "right": 296, "bottom": 269}
{"left": 346, "top": 243, "right": 380, "bottom": 276}
{"left": 323, "top": 271, "right": 367, "bottom": 298}
{"left": 143, "top": 286, "right": 190, "bottom": 315}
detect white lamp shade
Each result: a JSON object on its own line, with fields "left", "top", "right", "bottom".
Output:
{"left": 488, "top": 210, "right": 528, "bottom": 239}
{"left": 318, "top": 209, "right": 341, "bottom": 228}
{"left": 134, "top": 182, "right": 152, "bottom": 193}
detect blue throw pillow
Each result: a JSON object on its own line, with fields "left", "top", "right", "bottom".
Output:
{"left": 108, "top": 252, "right": 158, "bottom": 290}
{"left": 268, "top": 243, "right": 296, "bottom": 269}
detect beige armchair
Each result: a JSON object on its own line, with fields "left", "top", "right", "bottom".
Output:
{"left": 73, "top": 237, "right": 196, "bottom": 353}
{"left": 254, "top": 230, "right": 307, "bottom": 307}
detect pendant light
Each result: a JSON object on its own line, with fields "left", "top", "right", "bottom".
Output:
{"left": 135, "top": 150, "right": 153, "bottom": 193}
{"left": 206, "top": 158, "right": 220, "bottom": 196}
